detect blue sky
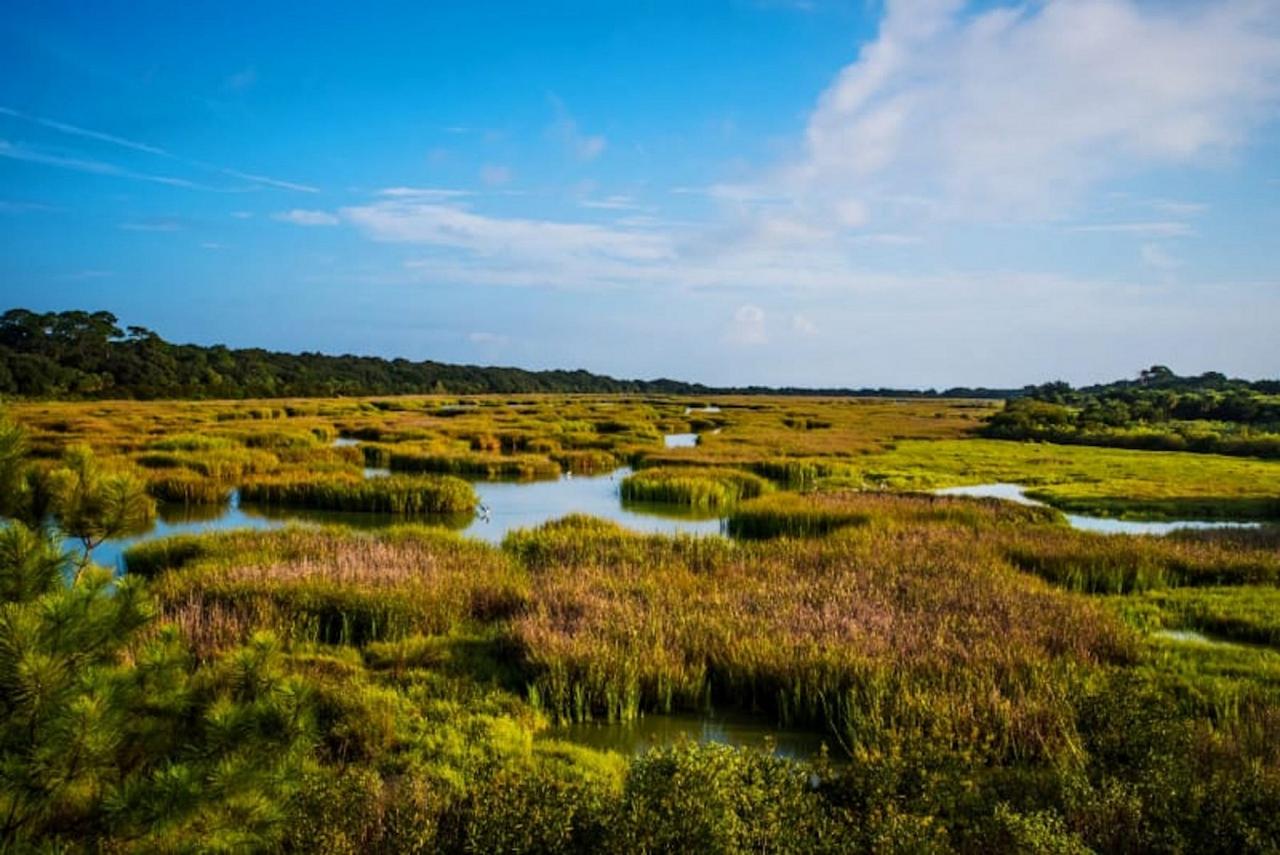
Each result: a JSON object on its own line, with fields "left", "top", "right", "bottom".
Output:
{"left": 2, "top": 0, "right": 1278, "bottom": 388}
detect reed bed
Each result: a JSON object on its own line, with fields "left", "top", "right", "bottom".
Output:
{"left": 239, "top": 473, "right": 476, "bottom": 514}
{"left": 510, "top": 517, "right": 1133, "bottom": 762}
{"left": 725, "top": 489, "right": 1060, "bottom": 539}
{"left": 1122, "top": 586, "right": 1280, "bottom": 648}
{"left": 1002, "top": 527, "right": 1280, "bottom": 593}
{"left": 552, "top": 449, "right": 619, "bottom": 475}
{"left": 620, "top": 467, "right": 771, "bottom": 509}
{"left": 388, "top": 449, "right": 562, "bottom": 480}
{"left": 144, "top": 468, "right": 235, "bottom": 505}
{"left": 137, "top": 526, "right": 525, "bottom": 654}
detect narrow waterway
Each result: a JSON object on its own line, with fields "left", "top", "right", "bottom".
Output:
{"left": 934, "top": 483, "right": 1264, "bottom": 535}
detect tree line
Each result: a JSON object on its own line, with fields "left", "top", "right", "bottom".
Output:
{"left": 985, "top": 365, "right": 1280, "bottom": 459}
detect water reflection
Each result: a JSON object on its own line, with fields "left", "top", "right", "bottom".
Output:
{"left": 934, "top": 483, "right": 1264, "bottom": 536}
{"left": 551, "top": 712, "right": 835, "bottom": 761}
{"left": 83, "top": 462, "right": 725, "bottom": 572}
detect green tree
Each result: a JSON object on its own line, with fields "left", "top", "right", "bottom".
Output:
{"left": 0, "top": 522, "right": 317, "bottom": 850}
{"left": 43, "top": 444, "right": 155, "bottom": 572}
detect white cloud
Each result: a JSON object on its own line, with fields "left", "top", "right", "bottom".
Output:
{"left": 467, "top": 331, "right": 508, "bottom": 344}
{"left": 581, "top": 195, "right": 642, "bottom": 211}
{"left": 480, "top": 164, "right": 512, "bottom": 187}
{"left": 119, "top": 218, "right": 183, "bottom": 232}
{"left": 727, "top": 305, "right": 768, "bottom": 345}
{"left": 549, "top": 96, "right": 607, "bottom": 161}
{"left": 342, "top": 199, "right": 670, "bottom": 267}
{"left": 1140, "top": 242, "right": 1181, "bottom": 270}
{"left": 792, "top": 313, "right": 818, "bottom": 336}
{"left": 273, "top": 209, "right": 339, "bottom": 226}
{"left": 1069, "top": 221, "right": 1195, "bottom": 237}
{"left": 783, "top": 0, "right": 1280, "bottom": 224}
{"left": 0, "top": 106, "right": 318, "bottom": 192}
{"left": 378, "top": 186, "right": 469, "bottom": 199}
{"left": 0, "top": 139, "right": 209, "bottom": 189}
{"left": 223, "top": 67, "right": 257, "bottom": 91}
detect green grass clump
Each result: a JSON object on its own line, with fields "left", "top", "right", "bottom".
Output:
{"left": 1003, "top": 528, "right": 1280, "bottom": 594}
{"left": 1117, "top": 586, "right": 1280, "bottom": 648}
{"left": 726, "top": 490, "right": 1058, "bottom": 539}
{"left": 512, "top": 516, "right": 1132, "bottom": 755}
{"left": 144, "top": 469, "right": 235, "bottom": 505}
{"left": 145, "top": 433, "right": 238, "bottom": 452}
{"left": 389, "top": 449, "right": 561, "bottom": 480}
{"left": 143, "top": 526, "right": 525, "bottom": 653}
{"left": 621, "top": 467, "right": 771, "bottom": 509}
{"left": 240, "top": 474, "right": 476, "bottom": 515}
{"left": 553, "top": 449, "right": 618, "bottom": 474}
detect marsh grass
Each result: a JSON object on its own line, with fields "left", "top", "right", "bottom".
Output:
{"left": 620, "top": 467, "right": 771, "bottom": 508}
{"left": 389, "top": 449, "right": 562, "bottom": 480}
{"left": 134, "top": 526, "right": 525, "bottom": 654}
{"left": 509, "top": 516, "right": 1132, "bottom": 763}
{"left": 144, "top": 468, "right": 235, "bottom": 504}
{"left": 1117, "top": 587, "right": 1280, "bottom": 648}
{"left": 240, "top": 473, "right": 476, "bottom": 514}
{"left": 1003, "top": 528, "right": 1280, "bottom": 593}
{"left": 725, "top": 490, "right": 1060, "bottom": 539}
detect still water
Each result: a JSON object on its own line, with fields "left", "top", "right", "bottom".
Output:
{"left": 934, "top": 483, "right": 1263, "bottom": 536}
{"left": 550, "top": 711, "right": 836, "bottom": 761}
{"left": 80, "top": 455, "right": 1264, "bottom": 570}
{"left": 86, "top": 462, "right": 724, "bottom": 572}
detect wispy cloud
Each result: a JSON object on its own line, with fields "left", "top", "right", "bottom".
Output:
{"left": 220, "top": 168, "right": 317, "bottom": 193}
{"left": 726, "top": 305, "right": 768, "bottom": 345}
{"left": 223, "top": 67, "right": 257, "bottom": 91}
{"left": 0, "top": 199, "right": 60, "bottom": 214}
{"left": 119, "top": 218, "right": 184, "bottom": 232}
{"left": 548, "top": 96, "right": 607, "bottom": 161}
{"left": 378, "top": 187, "right": 470, "bottom": 199}
{"left": 0, "top": 106, "right": 168, "bottom": 156}
{"left": 480, "top": 164, "right": 512, "bottom": 187}
{"left": 0, "top": 139, "right": 212, "bottom": 189}
{"left": 1069, "top": 221, "right": 1195, "bottom": 237}
{"left": 1141, "top": 243, "right": 1181, "bottom": 270}
{"left": 791, "top": 313, "right": 817, "bottom": 336}
{"left": 0, "top": 105, "right": 317, "bottom": 192}
{"left": 273, "top": 209, "right": 339, "bottom": 226}
{"left": 580, "top": 195, "right": 643, "bottom": 211}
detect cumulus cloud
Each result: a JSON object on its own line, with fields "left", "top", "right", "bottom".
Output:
{"left": 273, "top": 209, "right": 339, "bottom": 226}
{"left": 783, "top": 0, "right": 1280, "bottom": 224}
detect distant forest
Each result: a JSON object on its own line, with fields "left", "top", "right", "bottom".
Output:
{"left": 1, "top": 308, "right": 1274, "bottom": 403}
{"left": 0, "top": 309, "right": 1018, "bottom": 400}
{"left": 985, "top": 365, "right": 1280, "bottom": 459}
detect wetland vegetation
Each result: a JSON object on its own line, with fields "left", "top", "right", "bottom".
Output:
{"left": 3, "top": 363, "right": 1280, "bottom": 852}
